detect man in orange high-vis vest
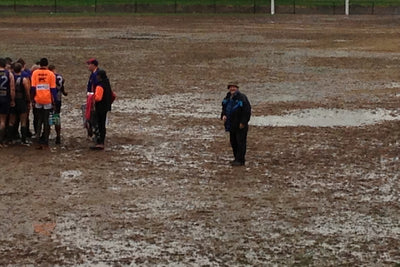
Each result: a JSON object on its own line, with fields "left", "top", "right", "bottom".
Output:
{"left": 31, "top": 58, "right": 57, "bottom": 148}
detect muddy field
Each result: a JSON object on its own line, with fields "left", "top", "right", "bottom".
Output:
{"left": 1, "top": 14, "right": 400, "bottom": 266}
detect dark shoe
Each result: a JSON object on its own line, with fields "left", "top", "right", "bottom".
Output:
{"left": 231, "top": 161, "right": 245, "bottom": 166}
{"left": 21, "top": 141, "right": 31, "bottom": 147}
{"left": 38, "top": 138, "right": 48, "bottom": 145}
{"left": 90, "top": 144, "right": 104, "bottom": 150}
{"left": 21, "top": 139, "right": 31, "bottom": 146}
{"left": 55, "top": 136, "right": 61, "bottom": 144}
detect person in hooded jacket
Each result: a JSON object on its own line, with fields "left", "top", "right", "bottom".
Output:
{"left": 221, "top": 82, "right": 251, "bottom": 166}
{"left": 90, "top": 69, "right": 113, "bottom": 150}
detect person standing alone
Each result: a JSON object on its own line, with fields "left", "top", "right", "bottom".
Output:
{"left": 221, "top": 82, "right": 251, "bottom": 166}
{"left": 31, "top": 58, "right": 56, "bottom": 149}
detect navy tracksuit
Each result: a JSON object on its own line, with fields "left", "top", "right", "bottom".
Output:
{"left": 221, "top": 91, "right": 251, "bottom": 164}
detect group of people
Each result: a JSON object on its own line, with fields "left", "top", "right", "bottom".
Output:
{"left": 0, "top": 56, "right": 115, "bottom": 151}
{"left": 0, "top": 55, "right": 249, "bottom": 165}
{"left": 0, "top": 57, "right": 67, "bottom": 149}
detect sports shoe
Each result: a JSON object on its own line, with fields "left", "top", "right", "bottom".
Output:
{"left": 21, "top": 139, "right": 32, "bottom": 146}
{"left": 231, "top": 161, "right": 245, "bottom": 166}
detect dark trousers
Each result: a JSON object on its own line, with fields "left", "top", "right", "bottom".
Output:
{"left": 230, "top": 127, "right": 248, "bottom": 163}
{"left": 37, "top": 108, "right": 51, "bottom": 145}
{"left": 96, "top": 110, "right": 108, "bottom": 145}
{"left": 33, "top": 106, "right": 40, "bottom": 135}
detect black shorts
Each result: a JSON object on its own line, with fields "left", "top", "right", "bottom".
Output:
{"left": 10, "top": 99, "right": 28, "bottom": 114}
{"left": 0, "top": 101, "right": 10, "bottom": 115}
{"left": 54, "top": 102, "right": 61, "bottom": 114}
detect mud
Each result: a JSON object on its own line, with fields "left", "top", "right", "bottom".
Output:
{"left": 1, "top": 14, "right": 400, "bottom": 265}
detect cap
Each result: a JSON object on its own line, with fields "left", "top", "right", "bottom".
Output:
{"left": 227, "top": 81, "right": 239, "bottom": 89}
{"left": 86, "top": 58, "right": 98, "bottom": 66}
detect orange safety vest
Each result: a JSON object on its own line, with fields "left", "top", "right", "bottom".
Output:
{"left": 31, "top": 68, "right": 56, "bottom": 105}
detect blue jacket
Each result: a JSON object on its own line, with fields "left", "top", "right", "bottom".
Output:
{"left": 221, "top": 91, "right": 251, "bottom": 132}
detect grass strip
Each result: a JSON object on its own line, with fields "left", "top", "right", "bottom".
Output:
{"left": 0, "top": 0, "right": 398, "bottom": 6}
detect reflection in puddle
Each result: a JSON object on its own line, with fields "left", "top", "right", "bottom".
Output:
{"left": 250, "top": 108, "right": 399, "bottom": 127}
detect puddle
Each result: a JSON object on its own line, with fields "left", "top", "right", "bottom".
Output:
{"left": 387, "top": 82, "right": 400, "bottom": 89}
{"left": 250, "top": 108, "right": 399, "bottom": 127}
{"left": 61, "top": 170, "right": 82, "bottom": 180}
{"left": 97, "top": 93, "right": 400, "bottom": 128}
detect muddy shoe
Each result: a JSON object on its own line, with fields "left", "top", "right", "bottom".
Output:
{"left": 90, "top": 144, "right": 104, "bottom": 150}
{"left": 21, "top": 139, "right": 32, "bottom": 146}
{"left": 231, "top": 161, "right": 245, "bottom": 167}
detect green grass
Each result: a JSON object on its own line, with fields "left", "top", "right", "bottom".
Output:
{"left": 0, "top": 0, "right": 398, "bottom": 6}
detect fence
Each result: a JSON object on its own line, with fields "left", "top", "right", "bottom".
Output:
{"left": 0, "top": 0, "right": 400, "bottom": 15}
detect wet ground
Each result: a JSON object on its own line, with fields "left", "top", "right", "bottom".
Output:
{"left": 1, "top": 14, "right": 400, "bottom": 265}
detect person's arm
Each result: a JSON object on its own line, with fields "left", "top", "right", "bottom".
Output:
{"left": 9, "top": 72, "right": 15, "bottom": 107}
{"left": 50, "top": 72, "right": 57, "bottom": 105}
{"left": 51, "top": 88, "right": 57, "bottom": 104}
{"left": 89, "top": 71, "right": 98, "bottom": 93}
{"left": 94, "top": 85, "right": 104, "bottom": 102}
{"left": 23, "top": 77, "right": 31, "bottom": 105}
{"left": 239, "top": 94, "right": 251, "bottom": 128}
{"left": 221, "top": 94, "right": 229, "bottom": 120}
{"left": 61, "top": 79, "right": 67, "bottom": 96}
{"left": 30, "top": 72, "right": 36, "bottom": 101}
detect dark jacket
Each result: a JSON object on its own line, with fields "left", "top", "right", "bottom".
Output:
{"left": 95, "top": 78, "right": 112, "bottom": 113}
{"left": 221, "top": 91, "right": 251, "bottom": 132}
{"left": 87, "top": 68, "right": 99, "bottom": 93}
